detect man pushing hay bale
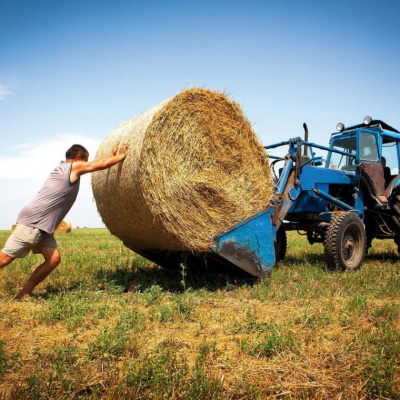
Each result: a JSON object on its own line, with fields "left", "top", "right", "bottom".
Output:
{"left": 92, "top": 88, "right": 273, "bottom": 253}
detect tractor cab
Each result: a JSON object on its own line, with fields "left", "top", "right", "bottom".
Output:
{"left": 211, "top": 116, "right": 400, "bottom": 276}
{"left": 326, "top": 117, "right": 400, "bottom": 204}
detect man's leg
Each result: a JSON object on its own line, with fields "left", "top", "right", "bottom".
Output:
{"left": 0, "top": 252, "right": 14, "bottom": 268}
{"left": 14, "top": 247, "right": 61, "bottom": 300}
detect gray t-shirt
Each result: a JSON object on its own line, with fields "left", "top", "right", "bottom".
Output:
{"left": 17, "top": 162, "right": 80, "bottom": 233}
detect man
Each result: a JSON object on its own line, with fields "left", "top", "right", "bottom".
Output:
{"left": 0, "top": 142, "right": 127, "bottom": 300}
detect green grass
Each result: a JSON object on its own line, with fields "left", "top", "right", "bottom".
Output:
{"left": 0, "top": 229, "right": 399, "bottom": 398}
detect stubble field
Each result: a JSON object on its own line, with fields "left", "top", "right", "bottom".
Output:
{"left": 0, "top": 229, "right": 399, "bottom": 399}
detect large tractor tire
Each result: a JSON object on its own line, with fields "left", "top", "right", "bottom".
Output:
{"left": 388, "top": 194, "right": 400, "bottom": 253}
{"left": 390, "top": 194, "right": 400, "bottom": 229}
{"left": 394, "top": 236, "right": 400, "bottom": 254}
{"left": 274, "top": 228, "right": 287, "bottom": 262}
{"left": 324, "top": 212, "right": 366, "bottom": 271}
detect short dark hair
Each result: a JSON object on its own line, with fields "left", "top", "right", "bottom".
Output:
{"left": 66, "top": 144, "right": 89, "bottom": 160}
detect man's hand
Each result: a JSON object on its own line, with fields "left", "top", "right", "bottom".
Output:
{"left": 111, "top": 141, "right": 129, "bottom": 156}
{"left": 70, "top": 142, "right": 129, "bottom": 183}
{"left": 119, "top": 142, "right": 129, "bottom": 155}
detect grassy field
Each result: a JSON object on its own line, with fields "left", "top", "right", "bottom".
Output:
{"left": 0, "top": 228, "right": 399, "bottom": 399}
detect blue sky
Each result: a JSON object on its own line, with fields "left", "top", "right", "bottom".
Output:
{"left": 1, "top": 0, "right": 399, "bottom": 229}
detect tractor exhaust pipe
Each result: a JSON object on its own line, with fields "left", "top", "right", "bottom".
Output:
{"left": 303, "top": 123, "right": 308, "bottom": 156}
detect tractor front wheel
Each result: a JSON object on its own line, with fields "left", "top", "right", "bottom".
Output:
{"left": 324, "top": 212, "right": 366, "bottom": 271}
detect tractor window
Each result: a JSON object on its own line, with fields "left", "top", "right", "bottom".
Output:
{"left": 327, "top": 136, "right": 356, "bottom": 170}
{"left": 359, "top": 131, "right": 379, "bottom": 162}
{"left": 382, "top": 140, "right": 399, "bottom": 176}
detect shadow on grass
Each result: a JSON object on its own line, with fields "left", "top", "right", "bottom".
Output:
{"left": 46, "top": 249, "right": 400, "bottom": 298}
{"left": 37, "top": 258, "right": 256, "bottom": 299}
{"left": 95, "top": 257, "right": 257, "bottom": 293}
{"left": 41, "top": 249, "right": 400, "bottom": 299}
{"left": 283, "top": 252, "right": 326, "bottom": 266}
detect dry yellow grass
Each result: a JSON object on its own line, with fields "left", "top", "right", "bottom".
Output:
{"left": 0, "top": 289, "right": 398, "bottom": 399}
{"left": 0, "top": 225, "right": 399, "bottom": 399}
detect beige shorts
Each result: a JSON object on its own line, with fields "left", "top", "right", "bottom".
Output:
{"left": 1, "top": 224, "right": 58, "bottom": 259}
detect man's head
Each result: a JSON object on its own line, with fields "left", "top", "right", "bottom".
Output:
{"left": 66, "top": 144, "right": 89, "bottom": 162}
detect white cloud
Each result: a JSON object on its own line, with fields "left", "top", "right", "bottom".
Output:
{"left": 0, "top": 134, "right": 99, "bottom": 180}
{"left": 0, "top": 84, "right": 13, "bottom": 100}
{"left": 0, "top": 134, "right": 106, "bottom": 230}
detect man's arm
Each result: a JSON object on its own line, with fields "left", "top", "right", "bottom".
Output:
{"left": 70, "top": 143, "right": 128, "bottom": 183}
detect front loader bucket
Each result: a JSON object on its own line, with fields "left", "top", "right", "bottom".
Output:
{"left": 210, "top": 208, "right": 276, "bottom": 278}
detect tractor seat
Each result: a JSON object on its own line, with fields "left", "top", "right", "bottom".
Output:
{"left": 384, "top": 166, "right": 392, "bottom": 185}
{"left": 357, "top": 162, "right": 388, "bottom": 205}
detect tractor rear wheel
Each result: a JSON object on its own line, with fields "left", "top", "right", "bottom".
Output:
{"left": 394, "top": 236, "right": 400, "bottom": 254}
{"left": 275, "top": 229, "right": 287, "bottom": 262}
{"left": 390, "top": 194, "right": 400, "bottom": 228}
{"left": 324, "top": 212, "right": 366, "bottom": 271}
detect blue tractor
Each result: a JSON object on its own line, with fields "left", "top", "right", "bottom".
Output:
{"left": 210, "top": 117, "right": 400, "bottom": 276}
{"left": 131, "top": 117, "right": 400, "bottom": 278}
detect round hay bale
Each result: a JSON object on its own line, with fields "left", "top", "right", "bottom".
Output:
{"left": 55, "top": 220, "right": 72, "bottom": 234}
{"left": 92, "top": 88, "right": 273, "bottom": 252}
